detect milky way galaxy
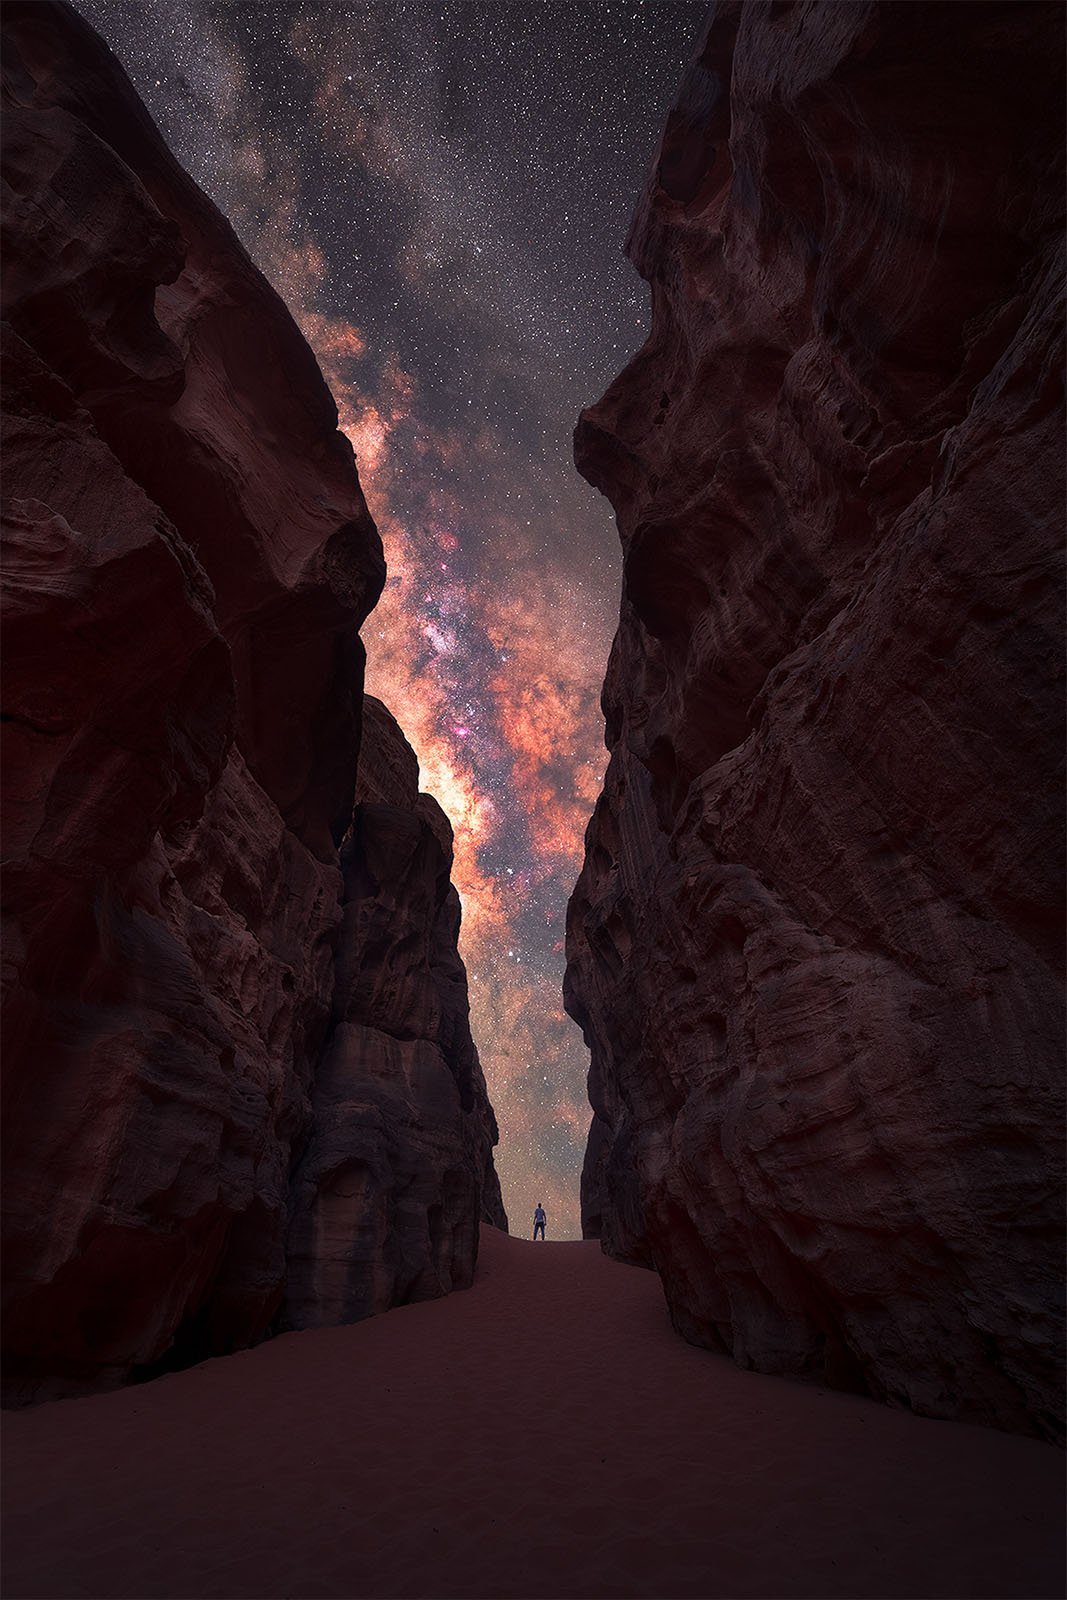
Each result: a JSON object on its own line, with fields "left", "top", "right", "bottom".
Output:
{"left": 78, "top": 0, "right": 707, "bottom": 1237}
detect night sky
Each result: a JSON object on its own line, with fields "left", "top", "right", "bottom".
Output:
{"left": 77, "top": 0, "right": 707, "bottom": 1238}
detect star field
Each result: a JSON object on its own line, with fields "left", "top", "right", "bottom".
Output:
{"left": 77, "top": 0, "right": 707, "bottom": 1237}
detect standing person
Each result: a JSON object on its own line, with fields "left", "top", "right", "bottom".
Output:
{"left": 533, "top": 1201, "right": 547, "bottom": 1241}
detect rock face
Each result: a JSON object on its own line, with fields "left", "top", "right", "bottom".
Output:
{"left": 567, "top": 0, "right": 1065, "bottom": 1440}
{"left": 1, "top": 0, "right": 502, "bottom": 1404}
{"left": 286, "top": 698, "right": 506, "bottom": 1329}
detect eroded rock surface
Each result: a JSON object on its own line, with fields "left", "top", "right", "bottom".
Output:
{"left": 1, "top": 0, "right": 501, "bottom": 1403}
{"left": 567, "top": 0, "right": 1065, "bottom": 1440}
{"left": 285, "top": 699, "right": 506, "bottom": 1329}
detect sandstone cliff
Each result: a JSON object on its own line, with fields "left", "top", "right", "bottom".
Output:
{"left": 567, "top": 0, "right": 1065, "bottom": 1440}
{"left": 1, "top": 0, "right": 502, "bottom": 1404}
{"left": 286, "top": 697, "right": 506, "bottom": 1329}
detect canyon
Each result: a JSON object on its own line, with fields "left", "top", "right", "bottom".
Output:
{"left": 1, "top": 0, "right": 503, "bottom": 1405}
{"left": 1, "top": 0, "right": 1063, "bottom": 1471}
{"left": 567, "top": 0, "right": 1065, "bottom": 1441}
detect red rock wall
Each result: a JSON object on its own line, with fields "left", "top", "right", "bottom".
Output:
{"left": 285, "top": 699, "right": 506, "bottom": 1329}
{"left": 1, "top": 0, "right": 502, "bottom": 1404}
{"left": 567, "top": 0, "right": 1065, "bottom": 1440}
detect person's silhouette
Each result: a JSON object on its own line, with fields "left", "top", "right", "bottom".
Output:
{"left": 533, "top": 1202, "right": 547, "bottom": 1241}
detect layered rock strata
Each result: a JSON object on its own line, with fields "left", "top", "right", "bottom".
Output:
{"left": 567, "top": 0, "right": 1065, "bottom": 1440}
{"left": 1, "top": 0, "right": 501, "bottom": 1404}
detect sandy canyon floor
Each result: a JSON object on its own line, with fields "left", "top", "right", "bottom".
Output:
{"left": 1, "top": 1227, "right": 1063, "bottom": 1600}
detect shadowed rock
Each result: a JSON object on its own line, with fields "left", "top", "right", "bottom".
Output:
{"left": 1, "top": 1, "right": 502, "bottom": 1403}
{"left": 567, "top": 0, "right": 1065, "bottom": 1440}
{"left": 285, "top": 699, "right": 506, "bottom": 1329}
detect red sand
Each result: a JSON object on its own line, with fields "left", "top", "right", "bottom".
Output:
{"left": 1, "top": 1227, "right": 1063, "bottom": 1600}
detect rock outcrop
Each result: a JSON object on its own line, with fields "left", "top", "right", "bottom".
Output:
{"left": 1, "top": 0, "right": 502, "bottom": 1404}
{"left": 286, "top": 698, "right": 505, "bottom": 1329}
{"left": 567, "top": 0, "right": 1065, "bottom": 1440}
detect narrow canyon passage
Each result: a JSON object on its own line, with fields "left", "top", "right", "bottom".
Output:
{"left": 3, "top": 1231, "right": 1063, "bottom": 1600}
{"left": 2, "top": 8, "right": 1064, "bottom": 1599}
{"left": 66, "top": 0, "right": 713, "bottom": 1240}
